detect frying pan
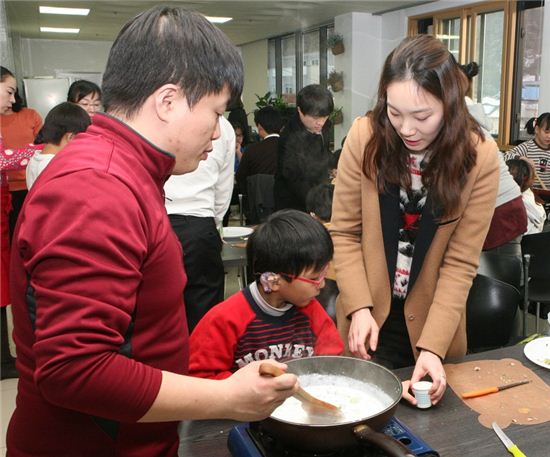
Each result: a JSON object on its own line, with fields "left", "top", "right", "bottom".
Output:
{"left": 259, "top": 356, "right": 414, "bottom": 456}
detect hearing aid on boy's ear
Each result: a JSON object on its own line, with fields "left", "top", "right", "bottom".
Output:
{"left": 260, "top": 272, "right": 277, "bottom": 293}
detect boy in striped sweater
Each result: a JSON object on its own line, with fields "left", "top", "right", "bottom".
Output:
{"left": 189, "top": 209, "right": 343, "bottom": 379}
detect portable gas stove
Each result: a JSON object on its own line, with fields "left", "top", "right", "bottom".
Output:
{"left": 227, "top": 417, "right": 439, "bottom": 457}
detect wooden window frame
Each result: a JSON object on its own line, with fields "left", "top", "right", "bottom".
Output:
{"left": 409, "top": 1, "right": 519, "bottom": 148}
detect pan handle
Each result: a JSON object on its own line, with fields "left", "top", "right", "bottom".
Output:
{"left": 354, "top": 424, "right": 416, "bottom": 457}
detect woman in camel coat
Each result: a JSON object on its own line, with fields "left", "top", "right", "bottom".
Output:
{"left": 331, "top": 35, "right": 499, "bottom": 407}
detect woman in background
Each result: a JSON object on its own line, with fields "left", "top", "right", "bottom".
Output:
{"left": 459, "top": 62, "right": 527, "bottom": 252}
{"left": 0, "top": 66, "right": 39, "bottom": 379}
{"left": 331, "top": 35, "right": 499, "bottom": 407}
{"left": 67, "top": 79, "right": 102, "bottom": 118}
{"left": 0, "top": 82, "right": 43, "bottom": 241}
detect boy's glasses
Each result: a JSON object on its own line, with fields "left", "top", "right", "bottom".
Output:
{"left": 283, "top": 267, "right": 328, "bottom": 288}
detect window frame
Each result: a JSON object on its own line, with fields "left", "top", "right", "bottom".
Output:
{"left": 408, "top": 1, "right": 525, "bottom": 148}
{"left": 268, "top": 23, "right": 333, "bottom": 105}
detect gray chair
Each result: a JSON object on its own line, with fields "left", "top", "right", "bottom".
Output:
{"left": 466, "top": 274, "right": 521, "bottom": 353}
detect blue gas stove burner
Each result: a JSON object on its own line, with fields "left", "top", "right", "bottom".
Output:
{"left": 228, "top": 416, "right": 439, "bottom": 457}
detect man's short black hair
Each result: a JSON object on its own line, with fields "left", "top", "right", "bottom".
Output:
{"left": 34, "top": 102, "right": 91, "bottom": 145}
{"left": 254, "top": 106, "right": 283, "bottom": 135}
{"left": 247, "top": 209, "right": 333, "bottom": 278}
{"left": 102, "top": 6, "right": 243, "bottom": 118}
{"left": 297, "top": 84, "right": 334, "bottom": 117}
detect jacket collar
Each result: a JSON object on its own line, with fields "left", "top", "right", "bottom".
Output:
{"left": 91, "top": 113, "right": 176, "bottom": 188}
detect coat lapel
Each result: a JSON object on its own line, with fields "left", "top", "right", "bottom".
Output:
{"left": 379, "top": 184, "right": 401, "bottom": 290}
{"left": 408, "top": 193, "right": 438, "bottom": 292}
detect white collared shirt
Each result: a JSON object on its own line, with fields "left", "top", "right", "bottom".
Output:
{"left": 164, "top": 116, "right": 236, "bottom": 227}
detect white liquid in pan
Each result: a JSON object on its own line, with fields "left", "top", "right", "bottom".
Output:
{"left": 271, "top": 374, "right": 395, "bottom": 425}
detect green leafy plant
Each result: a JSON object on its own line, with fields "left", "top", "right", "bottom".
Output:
{"left": 254, "top": 92, "right": 288, "bottom": 110}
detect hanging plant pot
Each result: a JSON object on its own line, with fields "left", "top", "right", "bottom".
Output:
{"left": 330, "top": 80, "right": 344, "bottom": 92}
{"left": 332, "top": 111, "right": 343, "bottom": 125}
{"left": 331, "top": 42, "right": 345, "bottom": 55}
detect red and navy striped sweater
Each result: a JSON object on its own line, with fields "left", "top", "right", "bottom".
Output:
{"left": 189, "top": 286, "right": 344, "bottom": 379}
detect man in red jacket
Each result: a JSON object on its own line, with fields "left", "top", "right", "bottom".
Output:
{"left": 7, "top": 6, "right": 297, "bottom": 457}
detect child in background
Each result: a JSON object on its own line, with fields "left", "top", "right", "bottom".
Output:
{"left": 26, "top": 102, "right": 91, "bottom": 189}
{"left": 189, "top": 209, "right": 343, "bottom": 380}
{"left": 305, "top": 183, "right": 338, "bottom": 321}
{"left": 506, "top": 158, "right": 547, "bottom": 234}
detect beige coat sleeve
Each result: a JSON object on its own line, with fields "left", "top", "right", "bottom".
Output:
{"left": 416, "top": 138, "right": 500, "bottom": 357}
{"left": 330, "top": 117, "right": 374, "bottom": 317}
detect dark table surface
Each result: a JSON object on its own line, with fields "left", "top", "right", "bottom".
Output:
{"left": 178, "top": 344, "right": 550, "bottom": 457}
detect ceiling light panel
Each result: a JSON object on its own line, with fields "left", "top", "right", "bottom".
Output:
{"left": 205, "top": 16, "right": 232, "bottom": 24}
{"left": 40, "top": 27, "right": 80, "bottom": 34}
{"left": 39, "top": 6, "right": 90, "bottom": 16}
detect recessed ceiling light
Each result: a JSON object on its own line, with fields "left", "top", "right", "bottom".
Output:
{"left": 40, "top": 27, "right": 80, "bottom": 34}
{"left": 205, "top": 16, "right": 232, "bottom": 24}
{"left": 39, "top": 6, "right": 90, "bottom": 16}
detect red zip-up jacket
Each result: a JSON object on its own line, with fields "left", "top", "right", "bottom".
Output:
{"left": 8, "top": 114, "right": 188, "bottom": 456}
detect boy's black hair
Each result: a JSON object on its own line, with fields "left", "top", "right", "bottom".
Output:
{"left": 34, "top": 102, "right": 91, "bottom": 145}
{"left": 254, "top": 106, "right": 283, "bottom": 134}
{"left": 506, "top": 159, "right": 533, "bottom": 193}
{"left": 306, "top": 183, "right": 335, "bottom": 223}
{"left": 525, "top": 112, "right": 550, "bottom": 135}
{"left": 247, "top": 209, "right": 333, "bottom": 278}
{"left": 297, "top": 84, "right": 334, "bottom": 117}
{"left": 67, "top": 80, "right": 102, "bottom": 104}
{"left": 102, "top": 6, "right": 243, "bottom": 118}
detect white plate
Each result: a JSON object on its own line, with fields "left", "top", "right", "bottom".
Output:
{"left": 222, "top": 226, "right": 253, "bottom": 240}
{"left": 524, "top": 336, "right": 550, "bottom": 369}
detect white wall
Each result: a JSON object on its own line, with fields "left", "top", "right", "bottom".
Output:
{"left": 333, "top": 12, "right": 383, "bottom": 147}
{"left": 20, "top": 37, "right": 111, "bottom": 77}
{"left": 239, "top": 39, "right": 269, "bottom": 126}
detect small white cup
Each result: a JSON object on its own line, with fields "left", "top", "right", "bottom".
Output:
{"left": 412, "top": 381, "right": 433, "bottom": 409}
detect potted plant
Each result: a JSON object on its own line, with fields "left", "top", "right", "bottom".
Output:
{"left": 327, "top": 33, "right": 345, "bottom": 55}
{"left": 330, "top": 107, "right": 344, "bottom": 125}
{"left": 255, "top": 92, "right": 288, "bottom": 111}
{"left": 254, "top": 92, "right": 296, "bottom": 125}
{"left": 327, "top": 71, "right": 344, "bottom": 92}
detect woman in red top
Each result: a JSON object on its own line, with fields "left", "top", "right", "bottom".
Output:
{"left": 1, "top": 66, "right": 40, "bottom": 379}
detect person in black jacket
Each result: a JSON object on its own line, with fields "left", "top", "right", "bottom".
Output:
{"left": 274, "top": 84, "right": 333, "bottom": 211}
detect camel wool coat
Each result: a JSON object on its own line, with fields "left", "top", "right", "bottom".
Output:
{"left": 331, "top": 116, "right": 500, "bottom": 360}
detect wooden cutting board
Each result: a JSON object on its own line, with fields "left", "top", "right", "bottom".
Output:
{"left": 444, "top": 358, "right": 550, "bottom": 428}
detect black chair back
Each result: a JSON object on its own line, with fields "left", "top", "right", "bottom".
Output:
{"left": 246, "top": 174, "right": 275, "bottom": 225}
{"left": 521, "top": 231, "right": 550, "bottom": 282}
{"left": 466, "top": 274, "right": 521, "bottom": 353}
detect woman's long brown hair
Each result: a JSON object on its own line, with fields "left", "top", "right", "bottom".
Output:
{"left": 363, "top": 35, "right": 483, "bottom": 218}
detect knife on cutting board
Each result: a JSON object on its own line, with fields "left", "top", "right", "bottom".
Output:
{"left": 492, "top": 422, "right": 527, "bottom": 457}
{"left": 461, "top": 380, "right": 530, "bottom": 399}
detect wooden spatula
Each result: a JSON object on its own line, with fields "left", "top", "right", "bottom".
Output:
{"left": 259, "top": 362, "right": 340, "bottom": 412}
